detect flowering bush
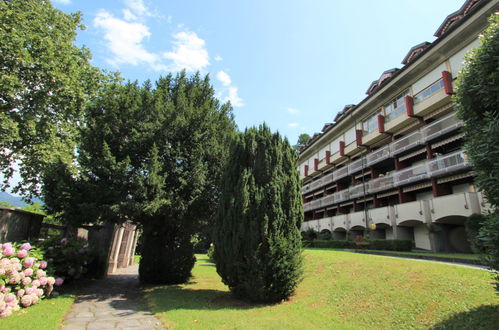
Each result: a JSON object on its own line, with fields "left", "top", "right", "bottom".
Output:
{"left": 0, "top": 242, "right": 63, "bottom": 318}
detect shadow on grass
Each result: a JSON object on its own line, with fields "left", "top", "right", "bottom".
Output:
{"left": 430, "top": 305, "right": 499, "bottom": 330}
{"left": 146, "top": 285, "right": 272, "bottom": 312}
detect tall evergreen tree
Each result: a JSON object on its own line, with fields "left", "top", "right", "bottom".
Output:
{"left": 214, "top": 124, "right": 303, "bottom": 303}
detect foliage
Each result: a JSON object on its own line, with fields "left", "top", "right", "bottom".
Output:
{"left": 0, "top": 0, "right": 104, "bottom": 198}
{"left": 21, "top": 201, "right": 45, "bottom": 215}
{"left": 317, "top": 230, "right": 332, "bottom": 240}
{"left": 293, "top": 133, "right": 311, "bottom": 152}
{"left": 456, "top": 14, "right": 499, "bottom": 290}
{"left": 214, "top": 124, "right": 303, "bottom": 303}
{"left": 39, "top": 236, "right": 105, "bottom": 282}
{"left": 207, "top": 243, "right": 215, "bottom": 262}
{"left": 144, "top": 250, "right": 498, "bottom": 329}
{"left": 455, "top": 13, "right": 499, "bottom": 209}
{"left": 305, "top": 239, "right": 413, "bottom": 251}
{"left": 0, "top": 201, "right": 15, "bottom": 208}
{"left": 465, "top": 213, "right": 487, "bottom": 254}
{"left": 301, "top": 228, "right": 318, "bottom": 241}
{"left": 43, "top": 72, "right": 236, "bottom": 284}
{"left": 0, "top": 242, "right": 63, "bottom": 318}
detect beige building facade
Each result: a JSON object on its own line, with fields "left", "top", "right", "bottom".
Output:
{"left": 298, "top": 0, "right": 498, "bottom": 252}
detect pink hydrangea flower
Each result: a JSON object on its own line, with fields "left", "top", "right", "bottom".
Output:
{"left": 4, "top": 293, "right": 16, "bottom": 303}
{"left": 9, "top": 274, "right": 20, "bottom": 285}
{"left": 16, "top": 249, "right": 28, "bottom": 259}
{"left": 0, "top": 268, "right": 5, "bottom": 276}
{"left": 36, "top": 289, "right": 43, "bottom": 297}
{"left": 30, "top": 294, "right": 39, "bottom": 305}
{"left": 22, "top": 277, "right": 31, "bottom": 286}
{"left": 60, "top": 238, "right": 68, "bottom": 244}
{"left": 39, "top": 277, "right": 48, "bottom": 286}
{"left": 20, "top": 295, "right": 32, "bottom": 307}
{"left": 2, "top": 243, "right": 12, "bottom": 250}
{"left": 32, "top": 280, "right": 41, "bottom": 288}
{"left": 0, "top": 307, "right": 12, "bottom": 318}
{"left": 47, "top": 277, "right": 55, "bottom": 286}
{"left": 40, "top": 261, "right": 47, "bottom": 269}
{"left": 20, "top": 243, "right": 31, "bottom": 251}
{"left": 36, "top": 269, "right": 46, "bottom": 279}
{"left": 25, "top": 287, "right": 35, "bottom": 295}
{"left": 23, "top": 257, "right": 35, "bottom": 268}
{"left": 23, "top": 268, "right": 33, "bottom": 277}
{"left": 55, "top": 278, "right": 64, "bottom": 286}
{"left": 2, "top": 247, "right": 15, "bottom": 257}
{"left": 16, "top": 289, "right": 25, "bottom": 297}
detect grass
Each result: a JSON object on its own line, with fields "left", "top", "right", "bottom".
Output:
{"left": 0, "top": 288, "right": 76, "bottom": 330}
{"left": 134, "top": 254, "right": 141, "bottom": 264}
{"left": 144, "top": 249, "right": 498, "bottom": 329}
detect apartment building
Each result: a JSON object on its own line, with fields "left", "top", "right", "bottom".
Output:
{"left": 298, "top": 0, "right": 498, "bottom": 252}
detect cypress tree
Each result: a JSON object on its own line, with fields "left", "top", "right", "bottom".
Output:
{"left": 214, "top": 124, "right": 303, "bottom": 303}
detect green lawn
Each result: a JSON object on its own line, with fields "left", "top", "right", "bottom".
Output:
{"left": 144, "top": 249, "right": 498, "bottom": 329}
{"left": 353, "top": 250, "right": 481, "bottom": 260}
{"left": 0, "top": 291, "right": 76, "bottom": 330}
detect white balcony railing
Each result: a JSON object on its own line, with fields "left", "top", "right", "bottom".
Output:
{"left": 333, "top": 166, "right": 349, "bottom": 181}
{"left": 366, "top": 145, "right": 391, "bottom": 167}
{"left": 427, "top": 150, "right": 469, "bottom": 178}
{"left": 390, "top": 130, "right": 423, "bottom": 156}
{"left": 321, "top": 194, "right": 335, "bottom": 208}
{"left": 393, "top": 163, "right": 429, "bottom": 187}
{"left": 310, "top": 177, "right": 324, "bottom": 191}
{"left": 368, "top": 174, "right": 394, "bottom": 193}
{"left": 348, "top": 157, "right": 367, "bottom": 175}
{"left": 349, "top": 183, "right": 369, "bottom": 199}
{"left": 332, "top": 189, "right": 350, "bottom": 204}
{"left": 421, "top": 112, "right": 463, "bottom": 142}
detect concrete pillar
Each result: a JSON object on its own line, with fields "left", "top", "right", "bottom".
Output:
{"left": 128, "top": 229, "right": 139, "bottom": 267}
{"left": 122, "top": 224, "right": 136, "bottom": 268}
{"left": 107, "top": 225, "right": 125, "bottom": 274}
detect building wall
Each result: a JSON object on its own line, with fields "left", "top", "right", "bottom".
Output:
{"left": 0, "top": 207, "right": 44, "bottom": 243}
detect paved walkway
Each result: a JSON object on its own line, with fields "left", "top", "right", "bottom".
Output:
{"left": 62, "top": 264, "right": 165, "bottom": 330}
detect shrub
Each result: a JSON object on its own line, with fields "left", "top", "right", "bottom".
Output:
{"left": 305, "top": 239, "right": 412, "bottom": 251}
{"left": 207, "top": 243, "right": 215, "bottom": 262}
{"left": 301, "top": 228, "right": 318, "bottom": 241}
{"left": 465, "top": 213, "right": 487, "bottom": 254}
{"left": 0, "top": 242, "right": 63, "bottom": 318}
{"left": 317, "top": 230, "right": 332, "bottom": 240}
{"left": 214, "top": 125, "right": 303, "bottom": 303}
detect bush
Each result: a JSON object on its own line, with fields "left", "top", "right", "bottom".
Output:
{"left": 305, "top": 239, "right": 412, "bottom": 251}
{"left": 39, "top": 236, "right": 104, "bottom": 282}
{"left": 214, "top": 125, "right": 303, "bottom": 303}
{"left": 317, "top": 230, "right": 332, "bottom": 240}
{"left": 465, "top": 213, "right": 487, "bottom": 254}
{"left": 301, "top": 228, "right": 318, "bottom": 241}
{"left": 207, "top": 244, "right": 215, "bottom": 262}
{"left": 0, "top": 242, "right": 63, "bottom": 318}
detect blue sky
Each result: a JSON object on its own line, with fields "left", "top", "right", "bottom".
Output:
{"left": 50, "top": 0, "right": 463, "bottom": 144}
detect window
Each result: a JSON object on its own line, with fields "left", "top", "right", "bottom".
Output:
{"left": 363, "top": 111, "right": 381, "bottom": 134}
{"left": 414, "top": 79, "right": 444, "bottom": 104}
{"left": 384, "top": 90, "right": 410, "bottom": 121}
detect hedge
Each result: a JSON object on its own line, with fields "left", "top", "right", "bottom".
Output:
{"left": 305, "top": 239, "right": 412, "bottom": 251}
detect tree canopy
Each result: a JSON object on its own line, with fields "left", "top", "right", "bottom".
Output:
{"left": 0, "top": 0, "right": 103, "bottom": 197}
{"left": 293, "top": 133, "right": 311, "bottom": 152}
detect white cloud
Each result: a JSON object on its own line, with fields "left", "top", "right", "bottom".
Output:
{"left": 288, "top": 123, "right": 300, "bottom": 128}
{"left": 216, "top": 71, "right": 232, "bottom": 87}
{"left": 225, "top": 87, "right": 244, "bottom": 107}
{"left": 93, "top": 10, "right": 164, "bottom": 70}
{"left": 163, "top": 31, "right": 210, "bottom": 72}
{"left": 124, "top": 0, "right": 151, "bottom": 19}
{"left": 52, "top": 0, "right": 71, "bottom": 4}
{"left": 287, "top": 108, "right": 300, "bottom": 114}
{"left": 214, "top": 55, "right": 223, "bottom": 61}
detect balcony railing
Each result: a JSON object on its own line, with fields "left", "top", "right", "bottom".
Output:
{"left": 368, "top": 174, "right": 394, "bottom": 193}
{"left": 322, "top": 172, "right": 335, "bottom": 187}
{"left": 333, "top": 166, "right": 349, "bottom": 180}
{"left": 393, "top": 163, "right": 429, "bottom": 187}
{"left": 427, "top": 150, "right": 469, "bottom": 178}
{"left": 349, "top": 183, "right": 369, "bottom": 199}
{"left": 421, "top": 113, "right": 463, "bottom": 142}
{"left": 366, "top": 145, "right": 391, "bottom": 167}
{"left": 310, "top": 177, "right": 324, "bottom": 191}
{"left": 391, "top": 130, "right": 423, "bottom": 156}
{"left": 321, "top": 194, "right": 335, "bottom": 208}
{"left": 333, "top": 189, "right": 350, "bottom": 204}
{"left": 348, "top": 157, "right": 367, "bottom": 175}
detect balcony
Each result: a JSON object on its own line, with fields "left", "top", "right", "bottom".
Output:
{"left": 349, "top": 183, "right": 369, "bottom": 199}
{"left": 321, "top": 194, "right": 335, "bottom": 208}
{"left": 393, "top": 163, "right": 429, "bottom": 187}
{"left": 391, "top": 130, "right": 423, "bottom": 156}
{"left": 316, "top": 217, "right": 332, "bottom": 231}
{"left": 332, "top": 189, "right": 350, "bottom": 204}
{"left": 310, "top": 177, "right": 324, "bottom": 191}
{"left": 421, "top": 112, "right": 463, "bottom": 143}
{"left": 349, "top": 211, "right": 367, "bottom": 228}
{"left": 368, "top": 174, "right": 394, "bottom": 194}
{"left": 429, "top": 193, "right": 475, "bottom": 221}
{"left": 348, "top": 156, "right": 367, "bottom": 175}
{"left": 332, "top": 214, "right": 348, "bottom": 230}
{"left": 368, "top": 206, "right": 392, "bottom": 226}
{"left": 394, "top": 200, "right": 428, "bottom": 225}
{"left": 427, "top": 150, "right": 469, "bottom": 178}
{"left": 301, "top": 172, "right": 335, "bottom": 194}
{"left": 333, "top": 165, "right": 349, "bottom": 180}
{"left": 322, "top": 172, "right": 335, "bottom": 187}
{"left": 366, "top": 145, "right": 391, "bottom": 167}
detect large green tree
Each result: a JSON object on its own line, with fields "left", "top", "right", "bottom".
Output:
{"left": 213, "top": 124, "right": 303, "bottom": 303}
{"left": 456, "top": 13, "right": 498, "bottom": 289}
{"left": 0, "top": 0, "right": 102, "bottom": 197}
{"left": 44, "top": 72, "right": 236, "bottom": 284}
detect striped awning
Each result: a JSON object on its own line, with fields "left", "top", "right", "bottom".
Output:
{"left": 376, "top": 190, "right": 399, "bottom": 198}
{"left": 423, "top": 103, "right": 454, "bottom": 121}
{"left": 403, "top": 181, "right": 432, "bottom": 192}
{"left": 438, "top": 172, "right": 473, "bottom": 184}
{"left": 431, "top": 133, "right": 464, "bottom": 149}
{"left": 399, "top": 147, "right": 427, "bottom": 161}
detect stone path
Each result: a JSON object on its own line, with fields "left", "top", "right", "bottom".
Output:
{"left": 62, "top": 264, "right": 165, "bottom": 330}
